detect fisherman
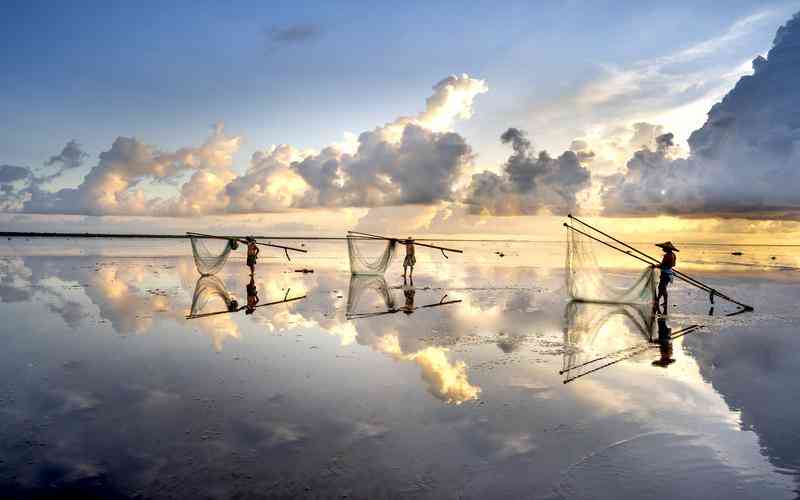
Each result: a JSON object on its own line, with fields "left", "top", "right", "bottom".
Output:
{"left": 402, "top": 237, "right": 416, "bottom": 279}
{"left": 401, "top": 277, "right": 415, "bottom": 315}
{"left": 245, "top": 274, "right": 259, "bottom": 315}
{"left": 246, "top": 237, "right": 259, "bottom": 275}
{"left": 652, "top": 317, "right": 676, "bottom": 367}
{"left": 654, "top": 241, "right": 678, "bottom": 314}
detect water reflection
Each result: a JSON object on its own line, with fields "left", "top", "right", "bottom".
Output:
{"left": 187, "top": 274, "right": 306, "bottom": 318}
{"left": 561, "top": 301, "right": 656, "bottom": 383}
{"left": 1, "top": 249, "right": 799, "bottom": 498}
{"left": 344, "top": 274, "right": 461, "bottom": 319}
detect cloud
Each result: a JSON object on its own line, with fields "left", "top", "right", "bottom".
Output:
{"left": 268, "top": 24, "right": 323, "bottom": 45}
{"left": 0, "top": 164, "right": 31, "bottom": 184}
{"left": 601, "top": 11, "right": 800, "bottom": 219}
{"left": 1, "top": 75, "right": 487, "bottom": 217}
{"left": 20, "top": 123, "right": 241, "bottom": 216}
{"left": 462, "top": 128, "right": 591, "bottom": 215}
{"left": 408, "top": 346, "right": 481, "bottom": 404}
{"left": 45, "top": 140, "right": 88, "bottom": 172}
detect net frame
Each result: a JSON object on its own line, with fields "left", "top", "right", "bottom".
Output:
{"left": 565, "top": 227, "right": 656, "bottom": 305}
{"left": 190, "top": 236, "right": 238, "bottom": 276}
{"left": 347, "top": 236, "right": 396, "bottom": 275}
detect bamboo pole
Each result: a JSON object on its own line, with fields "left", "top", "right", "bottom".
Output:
{"left": 186, "top": 232, "right": 307, "bottom": 254}
{"left": 562, "top": 323, "right": 703, "bottom": 383}
{"left": 565, "top": 215, "right": 753, "bottom": 311}
{"left": 568, "top": 215, "right": 714, "bottom": 294}
{"left": 347, "top": 231, "right": 463, "bottom": 254}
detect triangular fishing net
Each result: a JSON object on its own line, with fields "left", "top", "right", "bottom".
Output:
{"left": 189, "top": 275, "right": 239, "bottom": 317}
{"left": 347, "top": 236, "right": 396, "bottom": 275}
{"left": 190, "top": 236, "right": 238, "bottom": 275}
{"left": 561, "top": 300, "right": 656, "bottom": 380}
{"left": 346, "top": 275, "right": 396, "bottom": 318}
{"left": 566, "top": 227, "right": 656, "bottom": 304}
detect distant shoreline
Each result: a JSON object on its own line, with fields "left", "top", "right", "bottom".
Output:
{"left": 0, "top": 232, "right": 536, "bottom": 243}
{"left": 1, "top": 232, "right": 798, "bottom": 246}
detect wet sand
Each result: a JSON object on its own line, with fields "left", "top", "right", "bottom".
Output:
{"left": 0, "top": 239, "right": 798, "bottom": 499}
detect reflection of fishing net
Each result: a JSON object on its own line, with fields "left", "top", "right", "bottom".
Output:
{"left": 566, "top": 228, "right": 655, "bottom": 304}
{"left": 347, "top": 236, "right": 396, "bottom": 275}
{"left": 561, "top": 301, "right": 655, "bottom": 380}
{"left": 190, "top": 237, "right": 238, "bottom": 275}
{"left": 190, "top": 275, "right": 239, "bottom": 316}
{"left": 346, "top": 275, "right": 396, "bottom": 317}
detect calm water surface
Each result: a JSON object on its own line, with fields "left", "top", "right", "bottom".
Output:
{"left": 0, "top": 238, "right": 798, "bottom": 499}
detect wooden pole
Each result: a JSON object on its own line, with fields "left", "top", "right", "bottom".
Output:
{"left": 347, "top": 231, "right": 463, "bottom": 254}
{"left": 186, "top": 232, "right": 307, "bottom": 254}
{"left": 565, "top": 216, "right": 753, "bottom": 311}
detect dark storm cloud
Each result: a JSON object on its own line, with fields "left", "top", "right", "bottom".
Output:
{"left": 602, "top": 11, "right": 800, "bottom": 219}
{"left": 463, "top": 128, "right": 591, "bottom": 215}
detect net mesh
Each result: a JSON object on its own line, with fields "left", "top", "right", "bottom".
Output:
{"left": 346, "top": 275, "right": 396, "bottom": 317}
{"left": 561, "top": 301, "right": 656, "bottom": 380}
{"left": 347, "top": 236, "right": 396, "bottom": 275}
{"left": 566, "top": 228, "right": 655, "bottom": 304}
{"left": 190, "top": 237, "right": 238, "bottom": 275}
{"left": 189, "top": 275, "right": 239, "bottom": 316}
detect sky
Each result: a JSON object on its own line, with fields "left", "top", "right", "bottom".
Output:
{"left": 2, "top": 0, "right": 800, "bottom": 242}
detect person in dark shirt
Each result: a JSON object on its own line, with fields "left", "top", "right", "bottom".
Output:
{"left": 402, "top": 237, "right": 416, "bottom": 280}
{"left": 654, "top": 241, "right": 678, "bottom": 314}
{"left": 245, "top": 274, "right": 259, "bottom": 315}
{"left": 246, "top": 237, "right": 259, "bottom": 275}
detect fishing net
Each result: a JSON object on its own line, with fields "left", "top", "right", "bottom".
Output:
{"left": 190, "top": 236, "right": 238, "bottom": 275}
{"left": 189, "top": 275, "right": 239, "bottom": 317}
{"left": 346, "top": 275, "right": 396, "bottom": 318}
{"left": 566, "top": 227, "right": 656, "bottom": 304}
{"left": 347, "top": 236, "right": 396, "bottom": 275}
{"left": 561, "top": 300, "right": 656, "bottom": 380}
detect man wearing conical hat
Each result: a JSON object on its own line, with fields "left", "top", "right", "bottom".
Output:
{"left": 655, "top": 241, "right": 678, "bottom": 314}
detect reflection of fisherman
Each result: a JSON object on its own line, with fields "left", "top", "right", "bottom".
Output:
{"left": 652, "top": 317, "right": 676, "bottom": 367}
{"left": 245, "top": 274, "right": 259, "bottom": 315}
{"left": 246, "top": 237, "right": 259, "bottom": 275}
{"left": 654, "top": 241, "right": 678, "bottom": 314}
{"left": 402, "top": 237, "right": 416, "bottom": 279}
{"left": 401, "top": 278, "right": 415, "bottom": 315}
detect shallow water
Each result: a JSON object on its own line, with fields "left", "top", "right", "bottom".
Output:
{"left": 0, "top": 238, "right": 799, "bottom": 499}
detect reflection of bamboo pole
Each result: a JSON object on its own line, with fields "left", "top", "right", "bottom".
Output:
{"left": 560, "top": 323, "right": 701, "bottom": 377}
{"left": 186, "top": 232, "right": 307, "bottom": 254}
{"left": 347, "top": 231, "right": 463, "bottom": 254}
{"left": 346, "top": 297, "right": 462, "bottom": 319}
{"left": 186, "top": 294, "right": 306, "bottom": 319}
{"left": 566, "top": 215, "right": 753, "bottom": 311}
{"left": 562, "top": 324, "right": 701, "bottom": 384}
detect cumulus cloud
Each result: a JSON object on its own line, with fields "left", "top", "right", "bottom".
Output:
{"left": 463, "top": 128, "right": 591, "bottom": 215}
{"left": 2, "top": 75, "right": 487, "bottom": 217}
{"left": 20, "top": 123, "right": 241, "bottom": 216}
{"left": 602, "top": 11, "right": 800, "bottom": 219}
